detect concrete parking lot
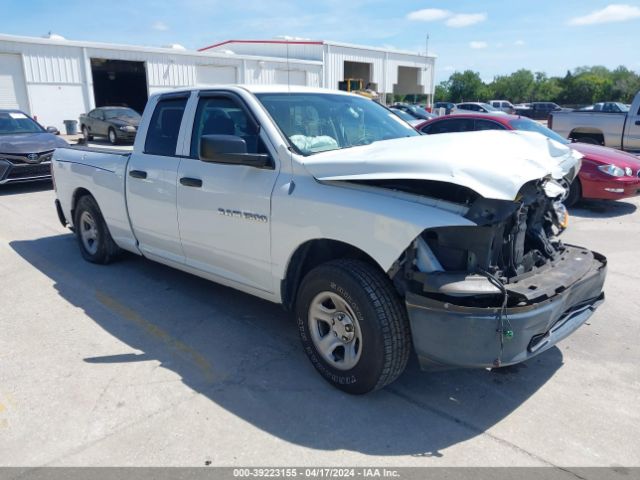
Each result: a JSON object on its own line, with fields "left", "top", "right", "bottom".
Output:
{"left": 0, "top": 182, "right": 638, "bottom": 468}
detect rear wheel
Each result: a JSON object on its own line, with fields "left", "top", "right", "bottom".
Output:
{"left": 108, "top": 128, "right": 118, "bottom": 145}
{"left": 295, "top": 259, "right": 411, "bottom": 394}
{"left": 74, "top": 195, "right": 121, "bottom": 264}
{"left": 82, "top": 125, "right": 93, "bottom": 141}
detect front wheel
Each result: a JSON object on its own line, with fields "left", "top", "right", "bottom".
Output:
{"left": 564, "top": 178, "right": 582, "bottom": 207}
{"left": 108, "top": 128, "right": 118, "bottom": 145}
{"left": 295, "top": 259, "right": 411, "bottom": 394}
{"left": 74, "top": 195, "right": 121, "bottom": 264}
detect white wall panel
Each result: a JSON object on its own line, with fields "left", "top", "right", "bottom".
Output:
{"left": 28, "top": 84, "right": 86, "bottom": 130}
{"left": 197, "top": 65, "right": 237, "bottom": 85}
{"left": 0, "top": 53, "right": 29, "bottom": 110}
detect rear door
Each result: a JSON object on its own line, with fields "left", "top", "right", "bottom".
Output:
{"left": 86, "top": 110, "right": 100, "bottom": 135}
{"left": 624, "top": 102, "right": 640, "bottom": 151}
{"left": 176, "top": 92, "right": 279, "bottom": 292}
{"left": 125, "top": 93, "right": 190, "bottom": 264}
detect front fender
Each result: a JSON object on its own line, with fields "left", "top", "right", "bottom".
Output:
{"left": 270, "top": 174, "right": 476, "bottom": 281}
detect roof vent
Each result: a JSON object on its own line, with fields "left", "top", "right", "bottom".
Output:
{"left": 163, "top": 43, "right": 186, "bottom": 50}
{"left": 273, "top": 35, "right": 312, "bottom": 41}
{"left": 43, "top": 32, "right": 66, "bottom": 40}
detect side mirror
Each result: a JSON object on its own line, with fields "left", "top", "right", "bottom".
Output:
{"left": 46, "top": 126, "right": 60, "bottom": 135}
{"left": 199, "top": 134, "right": 272, "bottom": 169}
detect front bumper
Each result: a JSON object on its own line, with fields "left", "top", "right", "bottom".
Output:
{"left": 115, "top": 130, "right": 137, "bottom": 142}
{"left": 406, "top": 248, "right": 607, "bottom": 370}
{"left": 581, "top": 175, "right": 640, "bottom": 200}
{"left": 0, "top": 159, "right": 52, "bottom": 184}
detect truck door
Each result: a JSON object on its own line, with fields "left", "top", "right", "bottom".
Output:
{"left": 624, "top": 102, "right": 640, "bottom": 151}
{"left": 176, "top": 93, "right": 279, "bottom": 292}
{"left": 125, "top": 93, "right": 190, "bottom": 264}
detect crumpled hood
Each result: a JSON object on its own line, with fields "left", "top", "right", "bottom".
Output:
{"left": 0, "top": 133, "right": 68, "bottom": 154}
{"left": 303, "top": 130, "right": 582, "bottom": 201}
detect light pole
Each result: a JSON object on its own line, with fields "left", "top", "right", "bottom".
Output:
{"left": 425, "top": 34, "right": 431, "bottom": 107}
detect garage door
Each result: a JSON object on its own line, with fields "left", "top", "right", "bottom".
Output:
{"left": 275, "top": 69, "right": 306, "bottom": 86}
{"left": 0, "top": 54, "right": 29, "bottom": 111}
{"left": 197, "top": 65, "right": 237, "bottom": 85}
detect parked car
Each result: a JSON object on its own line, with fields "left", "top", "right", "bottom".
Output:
{"left": 521, "top": 102, "right": 563, "bottom": 120}
{"left": 456, "top": 102, "right": 506, "bottom": 114}
{"left": 550, "top": 91, "right": 640, "bottom": 151}
{"left": 79, "top": 107, "right": 141, "bottom": 145}
{"left": 416, "top": 112, "right": 640, "bottom": 206}
{"left": 390, "top": 103, "right": 434, "bottom": 121}
{"left": 433, "top": 101, "right": 457, "bottom": 114}
{"left": 52, "top": 86, "right": 606, "bottom": 394}
{"left": 0, "top": 109, "right": 68, "bottom": 185}
{"left": 389, "top": 108, "right": 424, "bottom": 127}
{"left": 578, "top": 102, "right": 629, "bottom": 113}
{"left": 490, "top": 100, "right": 516, "bottom": 114}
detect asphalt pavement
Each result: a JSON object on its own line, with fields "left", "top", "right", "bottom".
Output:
{"left": 0, "top": 183, "right": 638, "bottom": 468}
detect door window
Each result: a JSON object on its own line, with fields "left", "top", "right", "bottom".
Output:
{"left": 190, "top": 96, "right": 265, "bottom": 158}
{"left": 475, "top": 120, "right": 505, "bottom": 131}
{"left": 144, "top": 97, "right": 188, "bottom": 156}
{"left": 422, "top": 118, "right": 474, "bottom": 134}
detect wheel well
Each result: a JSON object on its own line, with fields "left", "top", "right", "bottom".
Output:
{"left": 281, "top": 239, "right": 382, "bottom": 311}
{"left": 70, "top": 188, "right": 93, "bottom": 224}
{"left": 570, "top": 129, "right": 604, "bottom": 144}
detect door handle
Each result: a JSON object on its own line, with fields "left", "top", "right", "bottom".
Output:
{"left": 129, "top": 170, "right": 147, "bottom": 179}
{"left": 180, "top": 177, "right": 203, "bottom": 188}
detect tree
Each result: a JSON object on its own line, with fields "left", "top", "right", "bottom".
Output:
{"left": 434, "top": 81, "right": 450, "bottom": 101}
{"left": 437, "top": 64, "right": 640, "bottom": 107}
{"left": 447, "top": 70, "right": 485, "bottom": 102}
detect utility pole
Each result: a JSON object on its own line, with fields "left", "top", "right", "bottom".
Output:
{"left": 425, "top": 34, "right": 431, "bottom": 107}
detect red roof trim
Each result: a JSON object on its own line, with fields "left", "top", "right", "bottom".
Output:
{"left": 198, "top": 39, "right": 324, "bottom": 52}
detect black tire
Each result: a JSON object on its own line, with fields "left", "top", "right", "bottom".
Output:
{"left": 295, "top": 259, "right": 411, "bottom": 394}
{"left": 108, "top": 128, "right": 118, "bottom": 145}
{"left": 74, "top": 195, "right": 121, "bottom": 264}
{"left": 82, "top": 125, "right": 93, "bottom": 141}
{"left": 565, "top": 178, "right": 582, "bottom": 207}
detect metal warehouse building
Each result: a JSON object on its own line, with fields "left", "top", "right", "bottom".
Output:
{"left": 200, "top": 39, "right": 436, "bottom": 102}
{"left": 0, "top": 33, "right": 435, "bottom": 131}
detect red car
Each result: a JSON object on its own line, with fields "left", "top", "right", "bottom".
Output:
{"left": 416, "top": 113, "right": 640, "bottom": 206}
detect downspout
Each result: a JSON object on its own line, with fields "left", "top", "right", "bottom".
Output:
{"left": 18, "top": 53, "right": 33, "bottom": 115}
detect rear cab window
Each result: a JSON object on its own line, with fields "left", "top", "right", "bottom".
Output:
{"left": 144, "top": 97, "right": 188, "bottom": 156}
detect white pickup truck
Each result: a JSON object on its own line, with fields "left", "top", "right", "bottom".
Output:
{"left": 550, "top": 91, "right": 640, "bottom": 152}
{"left": 52, "top": 86, "right": 607, "bottom": 394}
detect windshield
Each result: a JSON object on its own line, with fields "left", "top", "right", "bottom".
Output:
{"left": 104, "top": 108, "right": 141, "bottom": 120}
{"left": 509, "top": 118, "right": 569, "bottom": 144}
{"left": 390, "top": 109, "right": 415, "bottom": 122}
{"left": 480, "top": 103, "right": 499, "bottom": 112}
{"left": 0, "top": 111, "right": 44, "bottom": 135}
{"left": 256, "top": 93, "right": 419, "bottom": 155}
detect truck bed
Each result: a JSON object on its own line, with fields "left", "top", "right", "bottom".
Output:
{"left": 52, "top": 145, "right": 137, "bottom": 253}
{"left": 551, "top": 110, "right": 627, "bottom": 149}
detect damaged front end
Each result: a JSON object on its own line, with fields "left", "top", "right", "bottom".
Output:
{"left": 390, "top": 178, "right": 607, "bottom": 370}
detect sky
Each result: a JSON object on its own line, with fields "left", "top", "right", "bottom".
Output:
{"left": 1, "top": 0, "right": 640, "bottom": 83}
